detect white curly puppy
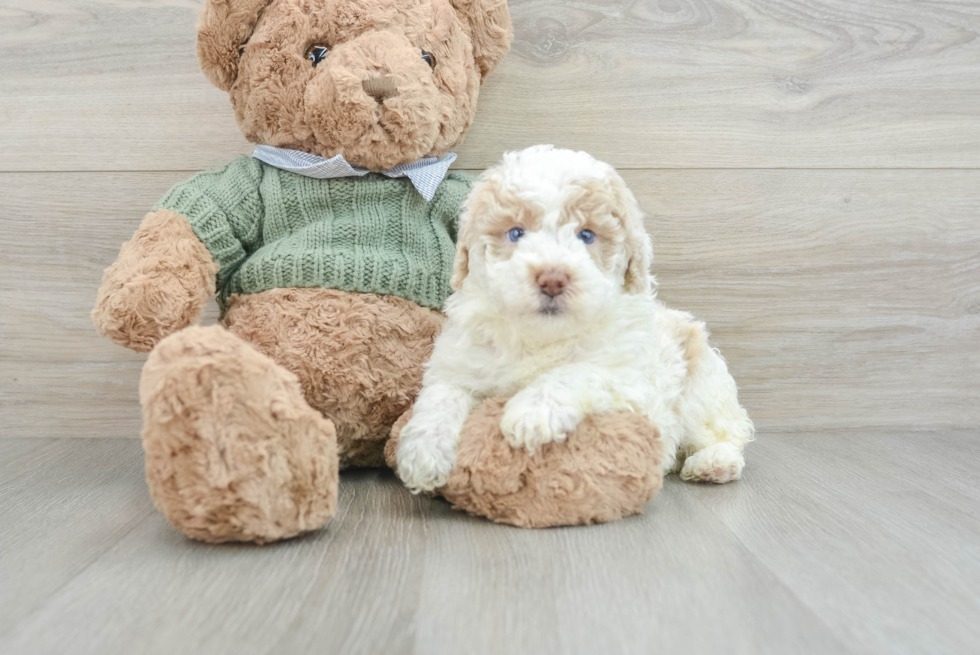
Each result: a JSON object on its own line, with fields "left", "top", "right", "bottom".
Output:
{"left": 397, "top": 145, "right": 754, "bottom": 493}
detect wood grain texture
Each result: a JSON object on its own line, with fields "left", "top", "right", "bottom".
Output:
{"left": 2, "top": 169, "right": 977, "bottom": 438}
{"left": 1, "top": 434, "right": 978, "bottom": 654}
{"left": 689, "top": 431, "right": 980, "bottom": 655}
{"left": 1, "top": 0, "right": 980, "bottom": 170}
{"left": 0, "top": 439, "right": 154, "bottom": 634}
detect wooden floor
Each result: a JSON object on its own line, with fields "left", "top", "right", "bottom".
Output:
{"left": 2, "top": 1, "right": 980, "bottom": 653}
{"left": 1, "top": 432, "right": 978, "bottom": 655}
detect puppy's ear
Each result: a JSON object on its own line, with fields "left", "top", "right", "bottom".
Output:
{"left": 450, "top": 0, "right": 513, "bottom": 81}
{"left": 451, "top": 192, "right": 480, "bottom": 290}
{"left": 624, "top": 229, "right": 653, "bottom": 294}
{"left": 197, "top": 0, "right": 274, "bottom": 91}
{"left": 613, "top": 176, "right": 653, "bottom": 294}
{"left": 450, "top": 242, "right": 470, "bottom": 291}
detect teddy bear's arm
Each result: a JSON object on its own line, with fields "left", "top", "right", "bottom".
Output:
{"left": 93, "top": 157, "right": 264, "bottom": 352}
{"left": 92, "top": 209, "right": 219, "bottom": 353}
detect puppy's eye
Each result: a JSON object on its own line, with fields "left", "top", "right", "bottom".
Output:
{"left": 238, "top": 47, "right": 245, "bottom": 59}
{"left": 578, "top": 229, "right": 596, "bottom": 244}
{"left": 421, "top": 49, "right": 436, "bottom": 69}
{"left": 507, "top": 227, "right": 525, "bottom": 242}
{"left": 305, "top": 44, "right": 330, "bottom": 67}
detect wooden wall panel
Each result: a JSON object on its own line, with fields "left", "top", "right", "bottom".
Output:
{"left": 2, "top": 169, "right": 977, "bottom": 437}
{"left": 1, "top": 0, "right": 979, "bottom": 171}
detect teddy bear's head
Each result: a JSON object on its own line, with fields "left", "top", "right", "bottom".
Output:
{"left": 197, "top": 0, "right": 511, "bottom": 171}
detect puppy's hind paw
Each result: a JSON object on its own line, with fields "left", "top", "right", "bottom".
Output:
{"left": 680, "top": 442, "right": 744, "bottom": 484}
{"left": 500, "top": 389, "right": 582, "bottom": 454}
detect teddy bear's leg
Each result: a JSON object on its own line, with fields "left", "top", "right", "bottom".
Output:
{"left": 222, "top": 289, "right": 445, "bottom": 468}
{"left": 140, "top": 324, "right": 339, "bottom": 543}
{"left": 388, "top": 401, "right": 665, "bottom": 528}
{"left": 670, "top": 317, "right": 755, "bottom": 484}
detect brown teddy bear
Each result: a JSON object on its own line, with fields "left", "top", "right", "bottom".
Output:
{"left": 93, "top": 0, "right": 513, "bottom": 543}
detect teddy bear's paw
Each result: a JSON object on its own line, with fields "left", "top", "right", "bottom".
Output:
{"left": 92, "top": 209, "right": 217, "bottom": 353}
{"left": 396, "top": 419, "right": 459, "bottom": 493}
{"left": 500, "top": 388, "right": 582, "bottom": 454}
{"left": 680, "top": 442, "right": 744, "bottom": 484}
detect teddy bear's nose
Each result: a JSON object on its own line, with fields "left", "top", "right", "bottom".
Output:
{"left": 362, "top": 76, "right": 398, "bottom": 103}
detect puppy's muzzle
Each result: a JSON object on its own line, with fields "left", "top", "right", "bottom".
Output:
{"left": 536, "top": 268, "right": 570, "bottom": 298}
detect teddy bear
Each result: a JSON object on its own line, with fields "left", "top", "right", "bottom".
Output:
{"left": 93, "top": 0, "right": 513, "bottom": 543}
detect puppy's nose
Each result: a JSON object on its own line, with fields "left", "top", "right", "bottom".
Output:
{"left": 362, "top": 76, "right": 398, "bottom": 103}
{"left": 536, "top": 268, "right": 570, "bottom": 298}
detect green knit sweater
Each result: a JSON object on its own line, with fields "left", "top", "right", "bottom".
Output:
{"left": 153, "top": 156, "right": 474, "bottom": 312}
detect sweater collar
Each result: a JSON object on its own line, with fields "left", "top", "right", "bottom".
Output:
{"left": 252, "top": 145, "right": 456, "bottom": 202}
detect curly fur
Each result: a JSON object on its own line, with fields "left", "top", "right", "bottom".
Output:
{"left": 196, "top": 0, "right": 512, "bottom": 170}
{"left": 92, "top": 209, "right": 218, "bottom": 352}
{"left": 387, "top": 401, "right": 664, "bottom": 528}
{"left": 141, "top": 325, "right": 339, "bottom": 543}
{"left": 397, "top": 146, "right": 754, "bottom": 501}
{"left": 223, "top": 288, "right": 444, "bottom": 467}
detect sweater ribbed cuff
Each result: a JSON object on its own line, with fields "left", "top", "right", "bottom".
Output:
{"left": 153, "top": 186, "right": 248, "bottom": 290}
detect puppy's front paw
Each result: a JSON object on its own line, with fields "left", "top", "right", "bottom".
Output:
{"left": 500, "top": 389, "right": 582, "bottom": 454}
{"left": 396, "top": 418, "right": 459, "bottom": 493}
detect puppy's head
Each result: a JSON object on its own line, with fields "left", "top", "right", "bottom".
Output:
{"left": 453, "top": 145, "right": 653, "bottom": 330}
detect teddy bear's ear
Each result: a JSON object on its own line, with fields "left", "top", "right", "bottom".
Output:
{"left": 196, "top": 0, "right": 274, "bottom": 91}
{"left": 450, "top": 0, "right": 513, "bottom": 81}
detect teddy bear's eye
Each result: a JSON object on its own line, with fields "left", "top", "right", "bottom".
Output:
{"left": 421, "top": 49, "right": 436, "bottom": 69}
{"left": 305, "top": 44, "right": 330, "bottom": 67}
{"left": 507, "top": 227, "right": 524, "bottom": 242}
{"left": 578, "top": 229, "right": 596, "bottom": 245}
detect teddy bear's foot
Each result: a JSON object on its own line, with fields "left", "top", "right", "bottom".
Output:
{"left": 140, "top": 325, "right": 339, "bottom": 543}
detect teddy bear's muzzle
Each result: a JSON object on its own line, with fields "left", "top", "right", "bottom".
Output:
{"left": 300, "top": 34, "right": 447, "bottom": 169}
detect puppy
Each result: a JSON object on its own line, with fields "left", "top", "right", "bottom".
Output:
{"left": 397, "top": 145, "right": 754, "bottom": 493}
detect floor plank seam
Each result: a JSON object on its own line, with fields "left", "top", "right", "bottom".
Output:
{"left": 680, "top": 482, "right": 862, "bottom": 655}
{"left": 0, "top": 504, "right": 157, "bottom": 644}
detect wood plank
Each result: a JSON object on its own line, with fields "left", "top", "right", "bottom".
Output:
{"left": 0, "top": 440, "right": 849, "bottom": 655}
{"left": 2, "top": 169, "right": 977, "bottom": 438}
{"left": 625, "top": 168, "right": 980, "bottom": 431}
{"left": 0, "top": 171, "right": 219, "bottom": 439}
{"left": 1, "top": 467, "right": 433, "bottom": 655}
{"left": 688, "top": 430, "right": 980, "bottom": 655}
{"left": 2, "top": 0, "right": 979, "bottom": 171}
{"left": 408, "top": 478, "right": 848, "bottom": 655}
{"left": 4, "top": 433, "right": 978, "bottom": 654}
{"left": 0, "top": 439, "right": 154, "bottom": 635}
